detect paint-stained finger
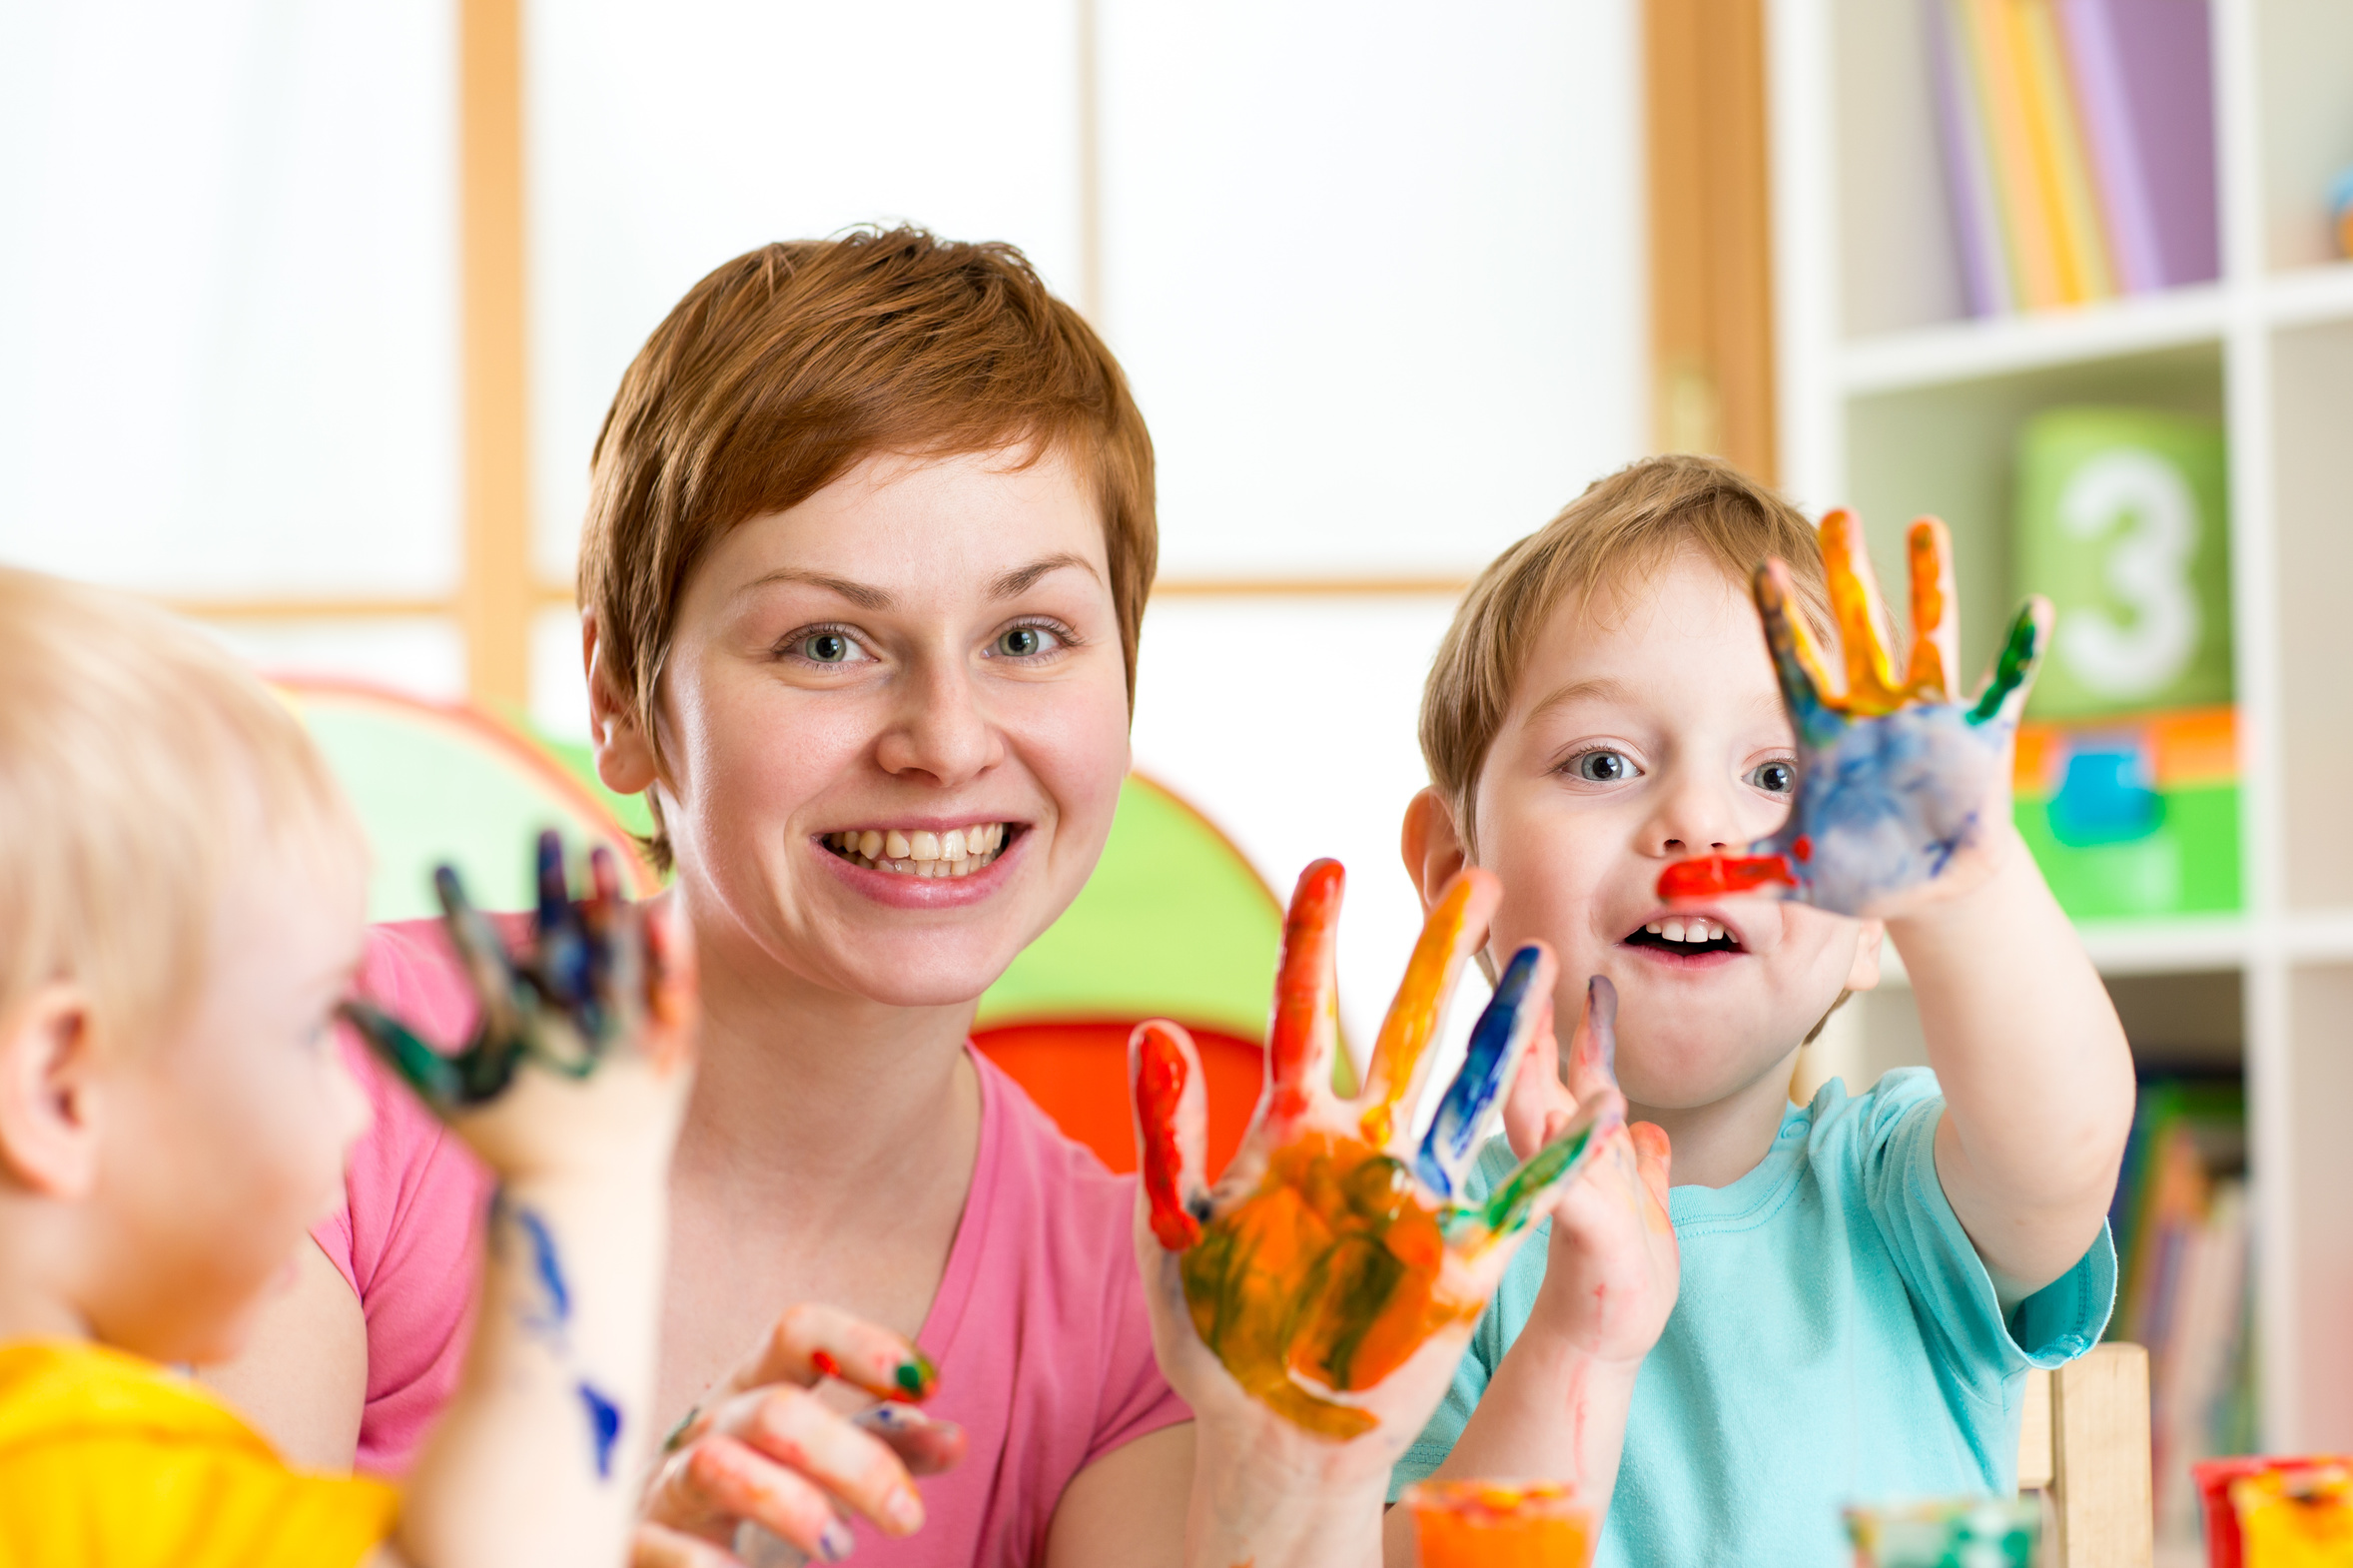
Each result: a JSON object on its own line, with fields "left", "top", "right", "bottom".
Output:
{"left": 1499, "top": 984, "right": 1571, "bottom": 1162}
{"left": 1820, "top": 508, "right": 1906, "bottom": 711}
{"left": 1355, "top": 869, "right": 1498, "bottom": 1150}
{"left": 852, "top": 1402, "right": 970, "bottom": 1477}
{"left": 1415, "top": 944, "right": 1552, "bottom": 1197}
{"left": 433, "top": 864, "right": 527, "bottom": 1041}
{"left": 649, "top": 1429, "right": 862, "bottom": 1560}
{"left": 708, "top": 1384, "right": 925, "bottom": 1539}
{"left": 1560, "top": 975, "right": 1621, "bottom": 1111}
{"left": 630, "top": 1519, "right": 748, "bottom": 1568}
{"left": 337, "top": 1000, "right": 463, "bottom": 1112}
{"left": 1754, "top": 560, "right": 1841, "bottom": 745}
{"left": 1630, "top": 1121, "right": 1674, "bottom": 1222}
{"left": 1131, "top": 1020, "right": 1209, "bottom": 1250}
{"left": 713, "top": 1302, "right": 939, "bottom": 1407}
{"left": 1261, "top": 859, "right": 1345, "bottom": 1129}
{"left": 1474, "top": 1084, "right": 1625, "bottom": 1243}
{"left": 1968, "top": 596, "right": 2051, "bottom": 730}
{"left": 1904, "top": 517, "right": 1959, "bottom": 702}
{"left": 534, "top": 830, "right": 596, "bottom": 1010}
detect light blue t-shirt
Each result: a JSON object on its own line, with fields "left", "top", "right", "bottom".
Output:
{"left": 1388, "top": 1068, "right": 2116, "bottom": 1568}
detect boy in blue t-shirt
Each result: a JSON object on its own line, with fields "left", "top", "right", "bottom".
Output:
{"left": 1381, "top": 454, "right": 2130, "bottom": 1566}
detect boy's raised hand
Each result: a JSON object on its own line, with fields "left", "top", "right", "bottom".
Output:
{"left": 1128, "top": 860, "right": 1622, "bottom": 1487}
{"left": 1657, "top": 509, "right": 2052, "bottom": 920}
{"left": 1499, "top": 978, "right": 1678, "bottom": 1367}
{"left": 341, "top": 829, "right": 696, "bottom": 1177}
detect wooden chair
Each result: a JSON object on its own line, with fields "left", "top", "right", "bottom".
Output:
{"left": 2017, "top": 1342, "right": 2154, "bottom": 1568}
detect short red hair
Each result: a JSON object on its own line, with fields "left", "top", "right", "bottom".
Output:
{"left": 578, "top": 228, "right": 1157, "bottom": 870}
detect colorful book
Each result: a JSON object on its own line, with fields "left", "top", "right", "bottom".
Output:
{"left": 1962, "top": 0, "right": 2065, "bottom": 309}
{"left": 2017, "top": 0, "right": 2117, "bottom": 301}
{"left": 2054, "top": 0, "right": 2220, "bottom": 291}
{"left": 1927, "top": 0, "right": 2017, "bottom": 315}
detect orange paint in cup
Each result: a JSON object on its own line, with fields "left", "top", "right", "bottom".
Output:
{"left": 1403, "top": 1479, "right": 1593, "bottom": 1568}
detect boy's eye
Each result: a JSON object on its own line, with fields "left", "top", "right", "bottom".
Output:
{"left": 992, "top": 624, "right": 1064, "bottom": 658}
{"left": 1747, "top": 760, "right": 1797, "bottom": 795}
{"left": 1570, "top": 750, "right": 1636, "bottom": 783}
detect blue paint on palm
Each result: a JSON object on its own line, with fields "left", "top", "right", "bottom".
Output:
{"left": 1766, "top": 703, "right": 2002, "bottom": 915}
{"left": 514, "top": 1203, "right": 571, "bottom": 1329}
{"left": 1414, "top": 945, "right": 1542, "bottom": 1196}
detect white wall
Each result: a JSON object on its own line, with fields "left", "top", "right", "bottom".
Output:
{"left": 1, "top": 1, "right": 1645, "bottom": 1041}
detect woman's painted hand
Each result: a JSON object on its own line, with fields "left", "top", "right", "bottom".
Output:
{"left": 1657, "top": 509, "right": 2051, "bottom": 920}
{"left": 1499, "top": 977, "right": 1678, "bottom": 1366}
{"left": 1128, "top": 860, "right": 1622, "bottom": 1481}
{"left": 632, "top": 1305, "right": 969, "bottom": 1567}
{"left": 341, "top": 829, "right": 697, "bottom": 1181}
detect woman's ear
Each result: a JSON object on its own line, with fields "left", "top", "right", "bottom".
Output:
{"left": 1400, "top": 788, "right": 1468, "bottom": 917}
{"left": 1844, "top": 919, "right": 1886, "bottom": 993}
{"left": 0, "top": 984, "right": 105, "bottom": 1199}
{"left": 582, "top": 611, "right": 658, "bottom": 796}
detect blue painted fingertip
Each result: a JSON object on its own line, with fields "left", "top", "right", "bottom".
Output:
{"left": 1414, "top": 945, "right": 1542, "bottom": 1196}
{"left": 1585, "top": 974, "right": 1619, "bottom": 1079}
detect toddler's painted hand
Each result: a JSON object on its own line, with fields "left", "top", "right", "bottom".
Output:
{"left": 1500, "top": 978, "right": 1678, "bottom": 1367}
{"left": 1128, "top": 860, "right": 1623, "bottom": 1470}
{"left": 1659, "top": 510, "right": 2050, "bottom": 919}
{"left": 342, "top": 829, "right": 696, "bottom": 1181}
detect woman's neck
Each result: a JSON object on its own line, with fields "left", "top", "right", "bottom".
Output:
{"left": 667, "top": 904, "right": 983, "bottom": 1217}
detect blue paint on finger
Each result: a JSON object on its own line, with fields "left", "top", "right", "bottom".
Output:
{"left": 1414, "top": 945, "right": 1542, "bottom": 1197}
{"left": 577, "top": 1380, "right": 622, "bottom": 1479}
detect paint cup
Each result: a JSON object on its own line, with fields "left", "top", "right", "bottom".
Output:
{"left": 2226, "top": 1462, "right": 2353, "bottom": 1568}
{"left": 1842, "top": 1497, "right": 2040, "bottom": 1567}
{"left": 1403, "top": 1479, "right": 1594, "bottom": 1568}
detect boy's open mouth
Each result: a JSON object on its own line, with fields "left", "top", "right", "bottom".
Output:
{"left": 821, "top": 822, "right": 1020, "bottom": 880}
{"left": 1622, "top": 916, "right": 1743, "bottom": 956}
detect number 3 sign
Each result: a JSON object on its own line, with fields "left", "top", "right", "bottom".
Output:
{"left": 2012, "top": 407, "right": 2233, "bottom": 720}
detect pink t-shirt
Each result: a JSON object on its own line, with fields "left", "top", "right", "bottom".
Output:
{"left": 315, "top": 919, "right": 1191, "bottom": 1562}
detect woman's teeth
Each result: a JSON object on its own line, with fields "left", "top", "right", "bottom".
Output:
{"left": 825, "top": 823, "right": 1008, "bottom": 879}
{"left": 1645, "top": 919, "right": 1726, "bottom": 944}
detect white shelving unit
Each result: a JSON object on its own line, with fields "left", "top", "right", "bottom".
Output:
{"left": 1767, "top": 0, "right": 2353, "bottom": 1455}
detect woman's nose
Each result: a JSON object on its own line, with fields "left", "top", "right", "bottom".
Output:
{"left": 873, "top": 659, "right": 1001, "bottom": 787}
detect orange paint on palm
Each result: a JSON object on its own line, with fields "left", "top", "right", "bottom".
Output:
{"left": 1266, "top": 861, "right": 1345, "bottom": 1122}
{"left": 1355, "top": 877, "right": 1477, "bottom": 1148}
{"left": 1179, "top": 1132, "right": 1475, "bottom": 1440}
{"left": 1405, "top": 1480, "right": 1594, "bottom": 1568}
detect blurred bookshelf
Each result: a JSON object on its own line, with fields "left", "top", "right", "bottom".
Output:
{"left": 1767, "top": 0, "right": 2353, "bottom": 1533}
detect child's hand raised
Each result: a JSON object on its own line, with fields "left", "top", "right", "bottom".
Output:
{"left": 1128, "top": 860, "right": 1622, "bottom": 1485}
{"left": 1500, "top": 978, "right": 1677, "bottom": 1367}
{"left": 341, "top": 829, "right": 695, "bottom": 1180}
{"left": 1658, "top": 509, "right": 2051, "bottom": 920}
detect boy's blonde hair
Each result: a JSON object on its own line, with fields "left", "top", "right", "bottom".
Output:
{"left": 1420, "top": 454, "right": 1835, "bottom": 853}
{"left": 0, "top": 568, "right": 366, "bottom": 1053}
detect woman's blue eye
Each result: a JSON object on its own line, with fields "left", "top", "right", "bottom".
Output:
{"left": 995, "top": 626, "right": 1057, "bottom": 658}
{"left": 803, "top": 632, "right": 853, "bottom": 663}
{"left": 1573, "top": 751, "right": 1632, "bottom": 782}
{"left": 1748, "top": 760, "right": 1797, "bottom": 795}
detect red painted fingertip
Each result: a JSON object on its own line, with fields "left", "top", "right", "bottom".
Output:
{"left": 1656, "top": 853, "right": 1799, "bottom": 900}
{"left": 1131, "top": 1023, "right": 1203, "bottom": 1252}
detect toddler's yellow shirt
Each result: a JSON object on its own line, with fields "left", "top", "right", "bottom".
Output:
{"left": 0, "top": 1339, "right": 398, "bottom": 1568}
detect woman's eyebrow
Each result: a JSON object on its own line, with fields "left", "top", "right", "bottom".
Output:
{"left": 739, "top": 569, "right": 892, "bottom": 610}
{"left": 989, "top": 552, "right": 1100, "bottom": 600}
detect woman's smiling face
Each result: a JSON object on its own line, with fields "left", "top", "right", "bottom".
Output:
{"left": 602, "top": 444, "right": 1133, "bottom": 1010}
